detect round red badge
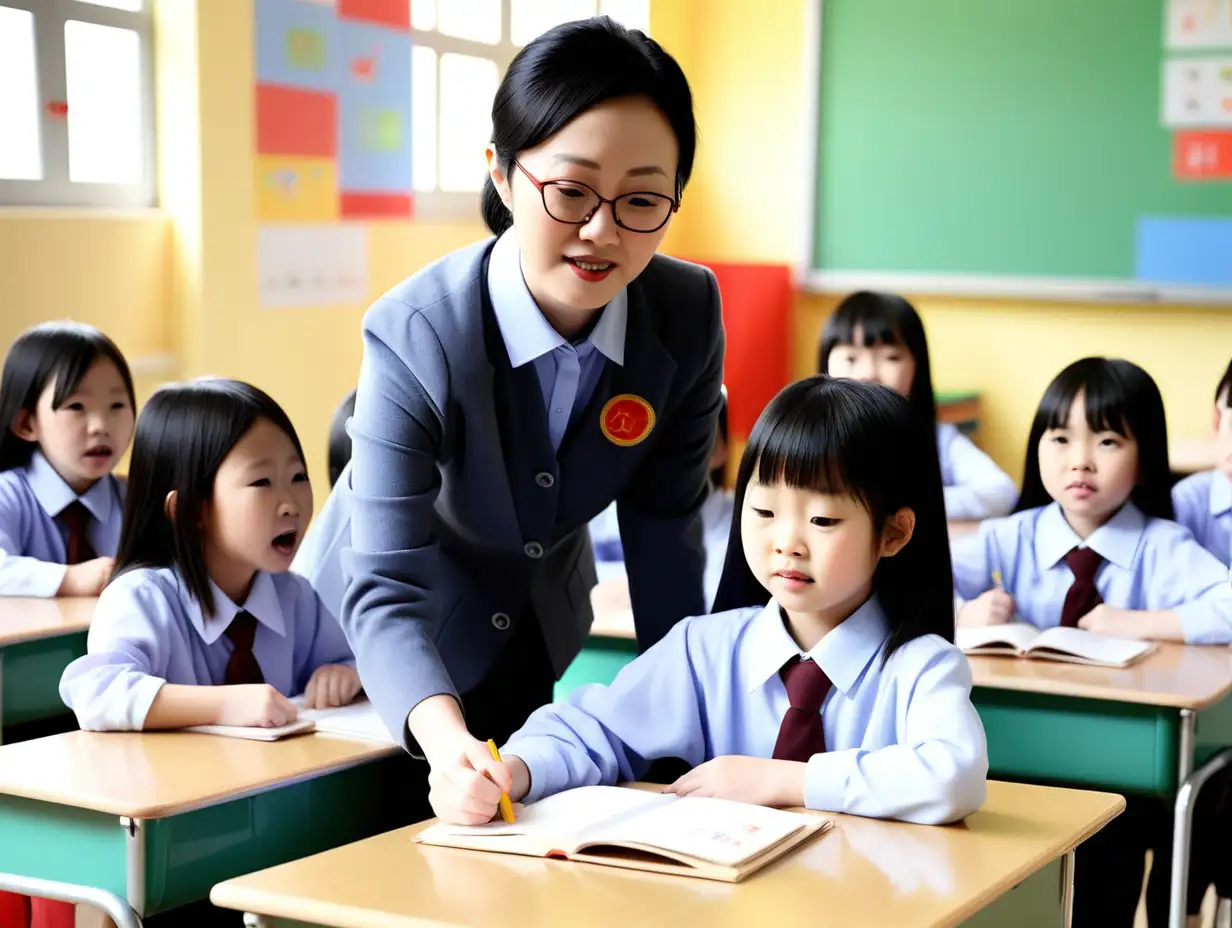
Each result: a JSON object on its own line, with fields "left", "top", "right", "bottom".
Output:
{"left": 600, "top": 394, "right": 656, "bottom": 447}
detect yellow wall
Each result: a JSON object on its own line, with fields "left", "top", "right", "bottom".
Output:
{"left": 654, "top": 0, "right": 1232, "bottom": 482}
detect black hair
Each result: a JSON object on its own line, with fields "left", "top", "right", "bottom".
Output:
{"left": 1015, "top": 357, "right": 1173, "bottom": 520}
{"left": 709, "top": 386, "right": 729, "bottom": 489}
{"left": 712, "top": 375, "right": 954, "bottom": 657}
{"left": 482, "top": 16, "right": 696, "bottom": 235}
{"left": 0, "top": 321, "right": 136, "bottom": 472}
{"left": 113, "top": 378, "right": 308, "bottom": 617}
{"left": 1216, "top": 358, "right": 1232, "bottom": 407}
{"left": 328, "top": 389, "right": 356, "bottom": 488}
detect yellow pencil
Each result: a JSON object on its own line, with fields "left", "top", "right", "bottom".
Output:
{"left": 992, "top": 569, "right": 1003, "bottom": 589}
{"left": 486, "top": 739, "right": 516, "bottom": 824}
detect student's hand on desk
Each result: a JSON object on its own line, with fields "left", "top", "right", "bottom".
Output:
{"left": 58, "top": 556, "right": 115, "bottom": 596}
{"left": 957, "top": 589, "right": 1015, "bottom": 628}
{"left": 217, "top": 684, "right": 298, "bottom": 728}
{"left": 1077, "top": 605, "right": 1183, "bottom": 641}
{"left": 303, "top": 664, "right": 362, "bottom": 708}
{"left": 427, "top": 744, "right": 529, "bottom": 825}
{"left": 664, "top": 755, "right": 806, "bottom": 808}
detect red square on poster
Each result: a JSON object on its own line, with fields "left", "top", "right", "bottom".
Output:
{"left": 338, "top": 0, "right": 410, "bottom": 30}
{"left": 257, "top": 84, "right": 337, "bottom": 157}
{"left": 1174, "top": 131, "right": 1232, "bottom": 180}
{"left": 341, "top": 191, "right": 414, "bottom": 218}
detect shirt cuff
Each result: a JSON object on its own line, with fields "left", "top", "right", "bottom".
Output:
{"left": 502, "top": 737, "right": 568, "bottom": 804}
{"left": 803, "top": 749, "right": 860, "bottom": 812}
{"left": 129, "top": 676, "right": 168, "bottom": 731}
{"left": 1175, "top": 601, "right": 1232, "bottom": 645}
{"left": 0, "top": 560, "right": 69, "bottom": 598}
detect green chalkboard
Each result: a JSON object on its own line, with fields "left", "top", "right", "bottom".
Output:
{"left": 810, "top": 0, "right": 1232, "bottom": 292}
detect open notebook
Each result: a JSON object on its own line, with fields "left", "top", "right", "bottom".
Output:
{"left": 956, "top": 624, "right": 1155, "bottom": 668}
{"left": 183, "top": 697, "right": 394, "bottom": 743}
{"left": 415, "top": 785, "right": 831, "bottom": 883}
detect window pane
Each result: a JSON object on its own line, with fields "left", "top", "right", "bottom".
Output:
{"left": 74, "top": 0, "right": 144, "bottom": 10}
{"left": 600, "top": 0, "right": 649, "bottom": 33}
{"left": 511, "top": 0, "right": 594, "bottom": 46}
{"left": 438, "top": 53, "right": 497, "bottom": 192}
{"left": 411, "top": 45, "right": 437, "bottom": 192}
{"left": 65, "top": 20, "right": 143, "bottom": 184}
{"left": 438, "top": 0, "right": 500, "bottom": 44}
{"left": 0, "top": 6, "right": 41, "bottom": 180}
{"left": 411, "top": 0, "right": 436, "bottom": 31}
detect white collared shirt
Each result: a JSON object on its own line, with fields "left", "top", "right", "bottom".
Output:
{"left": 1173, "top": 469, "right": 1232, "bottom": 568}
{"left": 504, "top": 597, "right": 988, "bottom": 825}
{"left": 59, "top": 566, "right": 354, "bottom": 730}
{"left": 0, "top": 452, "right": 124, "bottom": 597}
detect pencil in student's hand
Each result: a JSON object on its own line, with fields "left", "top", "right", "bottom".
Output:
{"left": 486, "top": 738, "right": 516, "bottom": 824}
{"left": 992, "top": 569, "right": 1003, "bottom": 589}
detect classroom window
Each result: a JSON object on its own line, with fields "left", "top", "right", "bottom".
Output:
{"left": 0, "top": 0, "right": 156, "bottom": 208}
{"left": 410, "top": 0, "right": 649, "bottom": 217}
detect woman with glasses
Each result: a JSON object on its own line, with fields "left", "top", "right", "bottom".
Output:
{"left": 328, "top": 16, "right": 724, "bottom": 814}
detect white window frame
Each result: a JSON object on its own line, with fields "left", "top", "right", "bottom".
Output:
{"left": 411, "top": 0, "right": 648, "bottom": 220}
{"left": 0, "top": 0, "right": 157, "bottom": 208}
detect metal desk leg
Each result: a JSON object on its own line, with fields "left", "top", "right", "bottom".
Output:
{"left": 122, "top": 816, "right": 145, "bottom": 919}
{"left": 1061, "top": 850, "right": 1075, "bottom": 928}
{"left": 0, "top": 873, "right": 140, "bottom": 928}
{"left": 1170, "top": 736, "right": 1232, "bottom": 928}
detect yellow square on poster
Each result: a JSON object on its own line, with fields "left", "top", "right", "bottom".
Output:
{"left": 256, "top": 155, "right": 338, "bottom": 221}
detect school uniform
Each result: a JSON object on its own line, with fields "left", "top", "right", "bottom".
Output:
{"left": 937, "top": 423, "right": 1017, "bottom": 520}
{"left": 337, "top": 230, "right": 724, "bottom": 754}
{"left": 504, "top": 596, "right": 988, "bottom": 824}
{"left": 952, "top": 501, "right": 1232, "bottom": 643}
{"left": 0, "top": 452, "right": 124, "bottom": 596}
{"left": 58, "top": 566, "right": 354, "bottom": 731}
{"left": 588, "top": 486, "right": 734, "bottom": 611}
{"left": 1173, "top": 469, "right": 1232, "bottom": 567}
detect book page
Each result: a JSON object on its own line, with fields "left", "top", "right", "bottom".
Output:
{"left": 956, "top": 622, "right": 1038, "bottom": 654}
{"left": 183, "top": 718, "right": 317, "bottom": 741}
{"left": 1027, "top": 627, "right": 1154, "bottom": 665}
{"left": 585, "top": 796, "right": 811, "bottom": 868}
{"left": 429, "top": 786, "right": 673, "bottom": 841}
{"left": 291, "top": 697, "right": 395, "bottom": 744}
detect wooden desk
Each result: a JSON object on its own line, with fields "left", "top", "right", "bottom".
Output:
{"left": 970, "top": 644, "right": 1232, "bottom": 927}
{"left": 0, "top": 597, "right": 93, "bottom": 742}
{"left": 0, "top": 731, "right": 407, "bottom": 927}
{"left": 1170, "top": 437, "right": 1217, "bottom": 477}
{"left": 211, "top": 780, "right": 1123, "bottom": 928}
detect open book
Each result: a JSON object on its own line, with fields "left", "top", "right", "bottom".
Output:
{"left": 415, "top": 785, "right": 830, "bottom": 883}
{"left": 956, "top": 624, "right": 1155, "bottom": 668}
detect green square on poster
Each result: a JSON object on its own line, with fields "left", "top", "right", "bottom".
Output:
{"left": 286, "top": 28, "right": 326, "bottom": 70}
{"left": 358, "top": 107, "right": 403, "bottom": 152}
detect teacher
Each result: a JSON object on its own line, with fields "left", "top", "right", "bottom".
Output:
{"left": 340, "top": 18, "right": 724, "bottom": 804}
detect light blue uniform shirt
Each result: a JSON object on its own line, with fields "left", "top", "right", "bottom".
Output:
{"left": 503, "top": 597, "right": 988, "bottom": 825}
{"left": 588, "top": 487, "right": 734, "bottom": 611}
{"left": 937, "top": 423, "right": 1018, "bottom": 521}
{"left": 59, "top": 566, "right": 354, "bottom": 731}
{"left": 1173, "top": 470, "right": 1232, "bottom": 568}
{"left": 487, "top": 230, "right": 627, "bottom": 452}
{"left": 952, "top": 501, "right": 1232, "bottom": 644}
{"left": 0, "top": 452, "right": 125, "bottom": 597}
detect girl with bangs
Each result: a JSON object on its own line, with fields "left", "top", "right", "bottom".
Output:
{"left": 425, "top": 376, "right": 988, "bottom": 827}
{"left": 819, "top": 291, "right": 1018, "bottom": 520}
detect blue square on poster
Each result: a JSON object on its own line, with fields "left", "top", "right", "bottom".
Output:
{"left": 255, "top": 0, "right": 338, "bottom": 92}
{"left": 1135, "top": 217, "right": 1232, "bottom": 287}
{"left": 336, "top": 20, "right": 412, "bottom": 192}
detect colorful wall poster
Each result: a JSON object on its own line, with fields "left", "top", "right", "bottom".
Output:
{"left": 1135, "top": 216, "right": 1232, "bottom": 286}
{"left": 1168, "top": 0, "right": 1232, "bottom": 50}
{"left": 1174, "top": 129, "right": 1232, "bottom": 179}
{"left": 1162, "top": 57, "right": 1232, "bottom": 127}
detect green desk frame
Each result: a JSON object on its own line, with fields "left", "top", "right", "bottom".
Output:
{"left": 0, "top": 631, "right": 87, "bottom": 743}
{"left": 557, "top": 636, "right": 1232, "bottom": 928}
{"left": 0, "top": 752, "right": 410, "bottom": 927}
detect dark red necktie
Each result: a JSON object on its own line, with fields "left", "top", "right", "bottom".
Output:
{"left": 771, "top": 656, "right": 832, "bottom": 761}
{"left": 224, "top": 611, "right": 265, "bottom": 685}
{"left": 1059, "top": 547, "right": 1104, "bottom": 628}
{"left": 60, "top": 501, "right": 97, "bottom": 565}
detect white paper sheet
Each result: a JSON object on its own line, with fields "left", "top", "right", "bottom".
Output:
{"left": 258, "top": 224, "right": 368, "bottom": 308}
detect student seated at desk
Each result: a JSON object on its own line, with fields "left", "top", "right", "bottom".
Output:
{"left": 588, "top": 387, "right": 733, "bottom": 613}
{"left": 59, "top": 379, "right": 360, "bottom": 732}
{"left": 1173, "top": 358, "right": 1232, "bottom": 567}
{"left": 819, "top": 291, "right": 1017, "bottom": 521}
{"left": 951, "top": 357, "right": 1232, "bottom": 928}
{"left": 0, "top": 322, "right": 136, "bottom": 598}
{"left": 429, "top": 376, "right": 988, "bottom": 828}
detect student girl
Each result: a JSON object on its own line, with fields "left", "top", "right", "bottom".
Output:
{"left": 950, "top": 356, "right": 1232, "bottom": 928}
{"left": 819, "top": 291, "right": 1017, "bottom": 521}
{"left": 1173, "top": 358, "right": 1232, "bottom": 567}
{"left": 427, "top": 376, "right": 988, "bottom": 827}
{"left": 59, "top": 378, "right": 360, "bottom": 732}
{"left": 332, "top": 16, "right": 724, "bottom": 807}
{"left": 0, "top": 322, "right": 135, "bottom": 597}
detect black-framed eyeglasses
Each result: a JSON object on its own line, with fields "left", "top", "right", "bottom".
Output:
{"left": 513, "top": 160, "right": 679, "bottom": 234}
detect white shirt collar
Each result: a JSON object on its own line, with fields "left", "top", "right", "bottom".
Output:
{"left": 185, "top": 570, "right": 288, "bottom": 645}
{"left": 1033, "top": 500, "right": 1145, "bottom": 571}
{"left": 1210, "top": 471, "right": 1232, "bottom": 518}
{"left": 26, "top": 451, "right": 117, "bottom": 524}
